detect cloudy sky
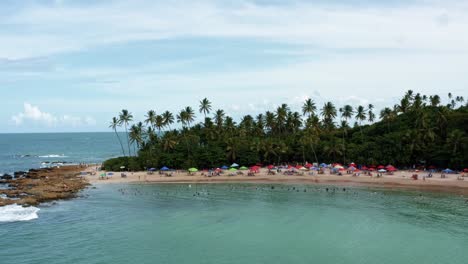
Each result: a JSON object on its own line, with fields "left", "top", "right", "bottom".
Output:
{"left": 1, "top": 0, "right": 467, "bottom": 133}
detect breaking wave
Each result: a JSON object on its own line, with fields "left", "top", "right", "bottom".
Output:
{"left": 0, "top": 204, "right": 40, "bottom": 222}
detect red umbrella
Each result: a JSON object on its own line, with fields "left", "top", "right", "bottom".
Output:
{"left": 369, "top": 168, "right": 375, "bottom": 171}
{"left": 387, "top": 167, "right": 397, "bottom": 172}
{"left": 361, "top": 166, "right": 368, "bottom": 170}
{"left": 305, "top": 163, "right": 313, "bottom": 168}
{"left": 339, "top": 168, "right": 345, "bottom": 171}
{"left": 267, "top": 165, "right": 274, "bottom": 169}
{"left": 287, "top": 165, "right": 293, "bottom": 169}
{"left": 464, "top": 168, "right": 468, "bottom": 172}
{"left": 377, "top": 165, "right": 385, "bottom": 169}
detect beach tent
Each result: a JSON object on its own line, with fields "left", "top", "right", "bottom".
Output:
{"left": 231, "top": 163, "right": 239, "bottom": 167}
{"left": 239, "top": 166, "right": 249, "bottom": 170}
{"left": 161, "top": 166, "right": 170, "bottom": 171}
{"left": 228, "top": 168, "right": 238, "bottom": 172}
{"left": 188, "top": 168, "right": 198, "bottom": 172}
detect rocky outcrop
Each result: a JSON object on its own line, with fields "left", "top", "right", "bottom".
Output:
{"left": 0, "top": 166, "right": 89, "bottom": 207}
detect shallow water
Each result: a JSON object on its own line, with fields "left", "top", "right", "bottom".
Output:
{"left": 1, "top": 184, "right": 467, "bottom": 264}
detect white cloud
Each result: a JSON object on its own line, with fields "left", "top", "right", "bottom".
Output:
{"left": 11, "top": 103, "right": 96, "bottom": 128}
{"left": 1, "top": 0, "right": 468, "bottom": 59}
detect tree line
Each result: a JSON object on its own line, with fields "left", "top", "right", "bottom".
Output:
{"left": 104, "top": 90, "right": 468, "bottom": 171}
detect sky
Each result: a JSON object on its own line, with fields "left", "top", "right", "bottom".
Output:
{"left": 1, "top": 0, "right": 467, "bottom": 133}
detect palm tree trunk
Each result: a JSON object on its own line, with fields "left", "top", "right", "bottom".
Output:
{"left": 125, "top": 124, "right": 131, "bottom": 157}
{"left": 310, "top": 142, "right": 319, "bottom": 165}
{"left": 114, "top": 128, "right": 126, "bottom": 157}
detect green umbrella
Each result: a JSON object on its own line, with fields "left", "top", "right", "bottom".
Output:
{"left": 228, "top": 168, "right": 238, "bottom": 172}
{"left": 239, "top": 166, "right": 248, "bottom": 170}
{"left": 188, "top": 168, "right": 198, "bottom": 172}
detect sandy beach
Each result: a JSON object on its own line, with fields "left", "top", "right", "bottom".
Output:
{"left": 85, "top": 168, "right": 468, "bottom": 195}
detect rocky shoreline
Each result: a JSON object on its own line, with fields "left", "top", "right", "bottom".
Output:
{"left": 0, "top": 166, "right": 89, "bottom": 207}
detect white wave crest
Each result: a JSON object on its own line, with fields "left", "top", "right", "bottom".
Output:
{"left": 0, "top": 204, "right": 40, "bottom": 222}
{"left": 38, "top": 154, "right": 68, "bottom": 158}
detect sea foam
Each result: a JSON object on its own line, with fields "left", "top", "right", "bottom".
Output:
{"left": 38, "top": 154, "right": 68, "bottom": 158}
{"left": 0, "top": 204, "right": 40, "bottom": 222}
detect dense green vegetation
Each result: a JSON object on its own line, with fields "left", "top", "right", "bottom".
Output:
{"left": 103, "top": 91, "right": 467, "bottom": 171}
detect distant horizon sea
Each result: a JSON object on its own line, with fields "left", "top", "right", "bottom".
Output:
{"left": 0, "top": 132, "right": 123, "bottom": 175}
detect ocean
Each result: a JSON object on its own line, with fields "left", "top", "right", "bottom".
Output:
{"left": 1, "top": 133, "right": 468, "bottom": 263}
{"left": 0, "top": 132, "right": 123, "bottom": 175}
{"left": 1, "top": 184, "right": 468, "bottom": 264}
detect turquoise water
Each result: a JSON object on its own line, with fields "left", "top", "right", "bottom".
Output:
{"left": 1, "top": 184, "right": 467, "bottom": 264}
{"left": 0, "top": 133, "right": 122, "bottom": 174}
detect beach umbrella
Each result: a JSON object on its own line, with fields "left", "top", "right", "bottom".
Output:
{"left": 221, "top": 165, "right": 229, "bottom": 170}
{"left": 231, "top": 163, "right": 239, "bottom": 167}
{"left": 338, "top": 168, "right": 345, "bottom": 171}
{"left": 305, "top": 163, "right": 313, "bottom": 168}
{"left": 120, "top": 166, "right": 126, "bottom": 169}
{"left": 161, "top": 166, "right": 170, "bottom": 171}
{"left": 188, "top": 168, "right": 198, "bottom": 172}
{"left": 334, "top": 165, "right": 344, "bottom": 169}
{"left": 148, "top": 168, "right": 156, "bottom": 171}
{"left": 368, "top": 168, "right": 375, "bottom": 171}
{"left": 387, "top": 167, "right": 397, "bottom": 172}
{"left": 377, "top": 165, "right": 385, "bottom": 169}
{"left": 100, "top": 173, "right": 106, "bottom": 177}
{"left": 361, "top": 166, "right": 368, "bottom": 170}
{"left": 378, "top": 169, "right": 386, "bottom": 173}
{"left": 349, "top": 166, "right": 356, "bottom": 171}
{"left": 299, "top": 166, "right": 307, "bottom": 171}
{"left": 228, "top": 168, "right": 238, "bottom": 172}
{"left": 464, "top": 168, "right": 468, "bottom": 172}
{"left": 239, "top": 166, "right": 249, "bottom": 170}
{"left": 442, "top": 168, "right": 453, "bottom": 173}
{"left": 267, "top": 165, "right": 275, "bottom": 170}
{"left": 107, "top": 172, "right": 114, "bottom": 176}
{"left": 320, "top": 163, "right": 328, "bottom": 167}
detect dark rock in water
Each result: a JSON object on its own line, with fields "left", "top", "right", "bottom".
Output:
{"left": 14, "top": 171, "right": 27, "bottom": 178}
{"left": 1, "top": 174, "right": 13, "bottom": 180}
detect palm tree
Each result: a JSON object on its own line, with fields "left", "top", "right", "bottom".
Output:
{"left": 199, "top": 98, "right": 212, "bottom": 118}
{"left": 321, "top": 102, "right": 337, "bottom": 130}
{"left": 109, "top": 117, "right": 126, "bottom": 157}
{"left": 145, "top": 110, "right": 157, "bottom": 129}
{"left": 430, "top": 95, "right": 440, "bottom": 107}
{"left": 162, "top": 111, "right": 174, "bottom": 130}
{"left": 184, "top": 106, "right": 195, "bottom": 128}
{"left": 213, "top": 109, "right": 225, "bottom": 129}
{"left": 155, "top": 115, "right": 165, "bottom": 135}
{"left": 367, "top": 104, "right": 375, "bottom": 123}
{"left": 302, "top": 98, "right": 316, "bottom": 118}
{"left": 380, "top": 107, "right": 393, "bottom": 133}
{"left": 340, "top": 105, "right": 353, "bottom": 165}
{"left": 119, "top": 109, "right": 133, "bottom": 157}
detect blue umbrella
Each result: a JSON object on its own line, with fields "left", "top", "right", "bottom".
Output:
{"left": 221, "top": 165, "right": 229, "bottom": 170}
{"left": 320, "top": 163, "right": 328, "bottom": 167}
{"left": 442, "top": 168, "right": 453, "bottom": 173}
{"left": 107, "top": 172, "right": 114, "bottom": 176}
{"left": 149, "top": 168, "right": 156, "bottom": 171}
{"left": 161, "top": 166, "right": 170, "bottom": 171}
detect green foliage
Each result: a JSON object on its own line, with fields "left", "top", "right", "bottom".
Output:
{"left": 105, "top": 92, "right": 468, "bottom": 170}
